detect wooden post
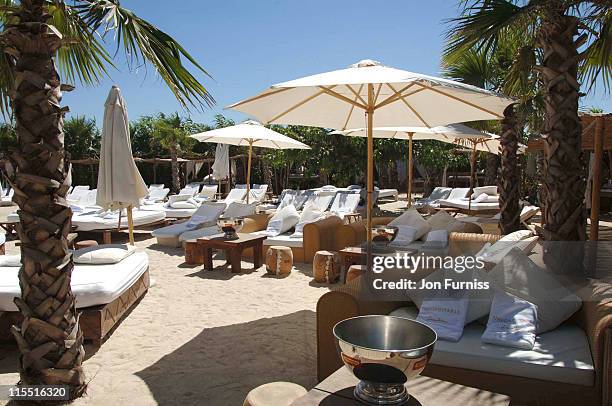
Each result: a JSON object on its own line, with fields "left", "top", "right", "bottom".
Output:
{"left": 366, "top": 84, "right": 374, "bottom": 268}
{"left": 590, "top": 116, "right": 604, "bottom": 241}
{"left": 246, "top": 141, "right": 253, "bottom": 204}
{"left": 468, "top": 142, "right": 477, "bottom": 211}
{"left": 407, "top": 133, "right": 414, "bottom": 207}
{"left": 127, "top": 205, "right": 135, "bottom": 245}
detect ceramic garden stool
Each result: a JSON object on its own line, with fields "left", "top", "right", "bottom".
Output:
{"left": 74, "top": 240, "right": 98, "bottom": 250}
{"left": 313, "top": 250, "right": 341, "bottom": 283}
{"left": 243, "top": 382, "right": 307, "bottom": 406}
{"left": 265, "top": 246, "right": 293, "bottom": 276}
{"left": 346, "top": 264, "right": 366, "bottom": 283}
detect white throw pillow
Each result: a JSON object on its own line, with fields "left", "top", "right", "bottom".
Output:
{"left": 266, "top": 204, "right": 300, "bottom": 236}
{"left": 488, "top": 248, "right": 582, "bottom": 334}
{"left": 168, "top": 194, "right": 192, "bottom": 205}
{"left": 480, "top": 235, "right": 538, "bottom": 265}
{"left": 416, "top": 289, "right": 469, "bottom": 342}
{"left": 171, "top": 200, "right": 198, "bottom": 209}
{"left": 473, "top": 186, "right": 497, "bottom": 196}
{"left": 294, "top": 205, "right": 325, "bottom": 234}
{"left": 0, "top": 255, "right": 21, "bottom": 267}
{"left": 426, "top": 210, "right": 458, "bottom": 232}
{"left": 501, "top": 229, "right": 533, "bottom": 242}
{"left": 472, "top": 193, "right": 489, "bottom": 203}
{"left": 73, "top": 244, "right": 135, "bottom": 265}
{"left": 481, "top": 290, "right": 537, "bottom": 350}
{"left": 407, "top": 268, "right": 493, "bottom": 324}
{"left": 484, "top": 195, "right": 499, "bottom": 203}
{"left": 422, "top": 229, "right": 449, "bottom": 249}
{"left": 388, "top": 209, "right": 431, "bottom": 240}
{"left": 224, "top": 202, "right": 256, "bottom": 218}
{"left": 393, "top": 225, "right": 419, "bottom": 244}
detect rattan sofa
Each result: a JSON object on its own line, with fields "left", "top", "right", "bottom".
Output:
{"left": 316, "top": 233, "right": 612, "bottom": 405}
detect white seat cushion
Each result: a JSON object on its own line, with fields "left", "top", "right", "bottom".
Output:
{"left": 388, "top": 209, "right": 431, "bottom": 240}
{"left": 263, "top": 233, "right": 303, "bottom": 248}
{"left": 390, "top": 306, "right": 594, "bottom": 386}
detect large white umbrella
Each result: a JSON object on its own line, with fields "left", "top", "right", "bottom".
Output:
{"left": 190, "top": 120, "right": 310, "bottom": 203}
{"left": 228, "top": 59, "right": 514, "bottom": 242}
{"left": 96, "top": 86, "right": 148, "bottom": 244}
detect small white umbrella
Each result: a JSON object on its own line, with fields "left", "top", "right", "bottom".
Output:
{"left": 190, "top": 120, "right": 310, "bottom": 203}
{"left": 228, "top": 59, "right": 514, "bottom": 243}
{"left": 212, "top": 143, "right": 230, "bottom": 180}
{"left": 333, "top": 124, "right": 496, "bottom": 206}
{"left": 96, "top": 86, "right": 148, "bottom": 244}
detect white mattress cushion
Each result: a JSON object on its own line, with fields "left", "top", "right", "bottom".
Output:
{"left": 263, "top": 233, "right": 303, "bottom": 248}
{"left": 0, "top": 251, "right": 149, "bottom": 310}
{"left": 72, "top": 209, "right": 166, "bottom": 231}
{"left": 390, "top": 306, "right": 594, "bottom": 386}
{"left": 73, "top": 244, "right": 135, "bottom": 264}
{"left": 439, "top": 199, "right": 500, "bottom": 211}
{"left": 164, "top": 207, "right": 197, "bottom": 218}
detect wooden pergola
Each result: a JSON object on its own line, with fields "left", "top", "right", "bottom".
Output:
{"left": 527, "top": 113, "right": 611, "bottom": 240}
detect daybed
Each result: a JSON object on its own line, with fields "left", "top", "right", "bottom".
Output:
{"left": 414, "top": 186, "right": 452, "bottom": 212}
{"left": 438, "top": 186, "right": 500, "bottom": 215}
{"left": 72, "top": 208, "right": 166, "bottom": 231}
{"left": 0, "top": 250, "right": 150, "bottom": 346}
{"left": 316, "top": 245, "right": 612, "bottom": 406}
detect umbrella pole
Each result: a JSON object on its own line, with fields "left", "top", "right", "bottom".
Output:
{"left": 127, "top": 205, "right": 135, "bottom": 245}
{"left": 246, "top": 141, "right": 253, "bottom": 204}
{"left": 407, "top": 133, "right": 413, "bottom": 207}
{"left": 366, "top": 84, "right": 374, "bottom": 270}
{"left": 469, "top": 142, "right": 477, "bottom": 211}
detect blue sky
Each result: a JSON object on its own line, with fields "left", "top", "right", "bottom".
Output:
{"left": 65, "top": 0, "right": 610, "bottom": 127}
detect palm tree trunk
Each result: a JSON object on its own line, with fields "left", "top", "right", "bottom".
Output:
{"left": 539, "top": 11, "right": 585, "bottom": 242}
{"left": 170, "top": 146, "right": 180, "bottom": 193}
{"left": 499, "top": 104, "right": 521, "bottom": 234}
{"left": 484, "top": 153, "right": 499, "bottom": 186}
{"left": 5, "top": 0, "right": 85, "bottom": 398}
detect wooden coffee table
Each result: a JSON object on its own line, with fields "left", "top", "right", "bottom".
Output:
{"left": 292, "top": 367, "right": 510, "bottom": 405}
{"left": 197, "top": 233, "right": 267, "bottom": 273}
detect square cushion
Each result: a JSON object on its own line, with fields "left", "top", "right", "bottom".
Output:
{"left": 224, "top": 202, "right": 256, "bottom": 218}
{"left": 416, "top": 290, "right": 469, "bottom": 342}
{"left": 426, "top": 210, "right": 458, "bottom": 232}
{"left": 481, "top": 290, "right": 537, "bottom": 350}
{"left": 407, "top": 268, "right": 493, "bottom": 324}
{"left": 472, "top": 186, "right": 497, "bottom": 196}
{"left": 488, "top": 248, "right": 582, "bottom": 334}
{"left": 266, "top": 204, "right": 300, "bottom": 236}
{"left": 168, "top": 194, "right": 192, "bottom": 205}
{"left": 73, "top": 244, "right": 135, "bottom": 264}
{"left": 393, "top": 225, "right": 419, "bottom": 244}
{"left": 388, "top": 209, "right": 431, "bottom": 240}
{"left": 294, "top": 204, "right": 325, "bottom": 234}
{"left": 422, "top": 229, "right": 449, "bottom": 249}
{"left": 472, "top": 193, "right": 489, "bottom": 203}
{"left": 479, "top": 236, "right": 539, "bottom": 265}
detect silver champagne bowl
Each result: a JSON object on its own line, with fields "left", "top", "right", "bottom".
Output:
{"left": 217, "top": 216, "right": 244, "bottom": 240}
{"left": 333, "top": 315, "right": 436, "bottom": 405}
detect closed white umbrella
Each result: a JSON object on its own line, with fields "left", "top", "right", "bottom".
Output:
{"left": 190, "top": 120, "right": 310, "bottom": 202}
{"left": 228, "top": 59, "right": 514, "bottom": 243}
{"left": 212, "top": 143, "right": 230, "bottom": 180}
{"left": 96, "top": 86, "right": 148, "bottom": 244}
{"left": 333, "top": 124, "right": 497, "bottom": 206}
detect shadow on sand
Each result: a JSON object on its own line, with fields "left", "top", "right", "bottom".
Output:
{"left": 136, "top": 310, "right": 318, "bottom": 405}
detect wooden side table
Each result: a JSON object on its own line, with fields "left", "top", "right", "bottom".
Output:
{"left": 291, "top": 367, "right": 510, "bottom": 405}
{"left": 197, "top": 233, "right": 267, "bottom": 273}
{"left": 338, "top": 247, "right": 366, "bottom": 282}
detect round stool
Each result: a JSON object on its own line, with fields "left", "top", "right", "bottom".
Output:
{"left": 243, "top": 382, "right": 307, "bottom": 406}
{"left": 313, "top": 250, "right": 341, "bottom": 283}
{"left": 74, "top": 240, "right": 98, "bottom": 250}
{"left": 265, "top": 246, "right": 293, "bottom": 276}
{"left": 346, "top": 265, "right": 366, "bottom": 283}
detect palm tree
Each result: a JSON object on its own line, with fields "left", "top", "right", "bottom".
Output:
{"left": 0, "top": 0, "right": 213, "bottom": 398}
{"left": 152, "top": 113, "right": 194, "bottom": 193}
{"left": 444, "top": 0, "right": 611, "bottom": 241}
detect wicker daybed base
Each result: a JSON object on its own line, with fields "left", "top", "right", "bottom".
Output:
{"left": 0, "top": 269, "right": 150, "bottom": 347}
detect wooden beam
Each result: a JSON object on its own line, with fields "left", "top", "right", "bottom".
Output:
{"left": 415, "top": 82, "right": 504, "bottom": 119}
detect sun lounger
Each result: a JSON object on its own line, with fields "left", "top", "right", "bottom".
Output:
{"left": 178, "top": 183, "right": 201, "bottom": 196}
{"left": 152, "top": 202, "right": 226, "bottom": 247}
{"left": 329, "top": 191, "right": 361, "bottom": 219}
{"left": 218, "top": 188, "right": 247, "bottom": 205}
{"left": 378, "top": 188, "right": 399, "bottom": 200}
{"left": 458, "top": 205, "right": 540, "bottom": 234}
{"left": 414, "top": 187, "right": 452, "bottom": 210}
{"left": 67, "top": 185, "right": 91, "bottom": 204}
{"left": 148, "top": 184, "right": 165, "bottom": 191}
{"left": 196, "top": 185, "right": 218, "bottom": 201}
{"left": 439, "top": 186, "right": 500, "bottom": 214}
{"left": 142, "top": 187, "right": 170, "bottom": 204}
{"left": 0, "top": 250, "right": 150, "bottom": 345}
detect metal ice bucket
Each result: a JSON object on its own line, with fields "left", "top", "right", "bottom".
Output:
{"left": 216, "top": 216, "right": 244, "bottom": 240}
{"left": 333, "top": 315, "right": 436, "bottom": 405}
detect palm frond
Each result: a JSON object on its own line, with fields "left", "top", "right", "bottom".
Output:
{"left": 579, "top": 5, "right": 612, "bottom": 93}
{"left": 444, "top": 0, "right": 540, "bottom": 63}
{"left": 48, "top": 1, "right": 114, "bottom": 86}
{"left": 75, "top": 0, "right": 215, "bottom": 110}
